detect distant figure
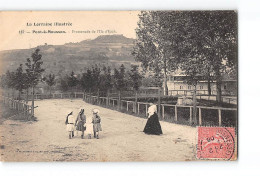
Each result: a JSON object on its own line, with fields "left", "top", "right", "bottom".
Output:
{"left": 143, "top": 100, "right": 163, "bottom": 135}
{"left": 75, "top": 108, "right": 86, "bottom": 139}
{"left": 65, "top": 110, "right": 75, "bottom": 139}
{"left": 85, "top": 115, "right": 93, "bottom": 139}
{"left": 92, "top": 109, "right": 102, "bottom": 139}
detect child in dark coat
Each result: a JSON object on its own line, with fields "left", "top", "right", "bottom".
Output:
{"left": 75, "top": 108, "right": 86, "bottom": 139}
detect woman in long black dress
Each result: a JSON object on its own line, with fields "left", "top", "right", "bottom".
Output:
{"left": 143, "top": 101, "right": 163, "bottom": 135}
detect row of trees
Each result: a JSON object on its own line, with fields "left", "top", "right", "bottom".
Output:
{"left": 132, "top": 11, "right": 237, "bottom": 124}
{"left": 0, "top": 49, "right": 46, "bottom": 117}
{"left": 133, "top": 11, "right": 237, "bottom": 101}
{"left": 0, "top": 57, "right": 149, "bottom": 105}
{"left": 58, "top": 64, "right": 143, "bottom": 96}
{"left": 55, "top": 64, "right": 142, "bottom": 110}
{"left": 0, "top": 70, "right": 56, "bottom": 98}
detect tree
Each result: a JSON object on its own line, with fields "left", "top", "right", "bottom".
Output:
{"left": 152, "top": 64, "right": 164, "bottom": 87}
{"left": 129, "top": 65, "right": 142, "bottom": 91}
{"left": 99, "top": 66, "right": 113, "bottom": 96}
{"left": 67, "top": 71, "right": 78, "bottom": 93}
{"left": 128, "top": 65, "right": 143, "bottom": 113}
{"left": 5, "top": 70, "right": 17, "bottom": 98}
{"left": 59, "top": 76, "right": 69, "bottom": 92}
{"left": 177, "top": 11, "right": 237, "bottom": 103}
{"left": 91, "top": 65, "right": 101, "bottom": 96}
{"left": 180, "top": 57, "right": 206, "bottom": 125}
{"left": 14, "top": 64, "right": 27, "bottom": 100}
{"left": 97, "top": 66, "right": 113, "bottom": 105}
{"left": 25, "top": 49, "right": 45, "bottom": 117}
{"left": 203, "top": 63, "right": 214, "bottom": 96}
{"left": 193, "top": 11, "right": 237, "bottom": 102}
{"left": 176, "top": 11, "right": 237, "bottom": 123}
{"left": 80, "top": 68, "right": 93, "bottom": 93}
{"left": 0, "top": 74, "right": 6, "bottom": 89}
{"left": 21, "top": 71, "right": 31, "bottom": 103}
{"left": 0, "top": 73, "right": 12, "bottom": 97}
{"left": 113, "top": 64, "right": 127, "bottom": 110}
{"left": 133, "top": 11, "right": 184, "bottom": 95}
{"left": 44, "top": 74, "right": 56, "bottom": 95}
{"left": 133, "top": 11, "right": 237, "bottom": 123}
{"left": 133, "top": 11, "right": 237, "bottom": 102}
{"left": 104, "top": 66, "right": 113, "bottom": 94}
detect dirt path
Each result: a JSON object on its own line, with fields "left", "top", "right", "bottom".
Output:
{"left": 0, "top": 99, "right": 197, "bottom": 161}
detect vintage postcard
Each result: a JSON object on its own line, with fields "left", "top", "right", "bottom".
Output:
{"left": 0, "top": 11, "right": 237, "bottom": 162}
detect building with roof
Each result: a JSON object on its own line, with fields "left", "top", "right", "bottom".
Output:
{"left": 165, "top": 70, "right": 237, "bottom": 97}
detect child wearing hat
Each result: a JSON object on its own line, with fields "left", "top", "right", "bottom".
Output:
{"left": 92, "top": 109, "right": 102, "bottom": 139}
{"left": 65, "top": 110, "right": 75, "bottom": 139}
{"left": 75, "top": 107, "right": 86, "bottom": 139}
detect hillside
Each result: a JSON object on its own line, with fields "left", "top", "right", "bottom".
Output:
{"left": 0, "top": 35, "right": 137, "bottom": 75}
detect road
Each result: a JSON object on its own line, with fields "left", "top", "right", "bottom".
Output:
{"left": 0, "top": 99, "right": 197, "bottom": 161}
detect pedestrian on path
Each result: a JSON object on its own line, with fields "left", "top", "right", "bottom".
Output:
{"left": 65, "top": 110, "right": 75, "bottom": 139}
{"left": 75, "top": 107, "right": 86, "bottom": 139}
{"left": 85, "top": 115, "right": 93, "bottom": 139}
{"left": 92, "top": 109, "right": 102, "bottom": 139}
{"left": 143, "top": 100, "right": 163, "bottom": 135}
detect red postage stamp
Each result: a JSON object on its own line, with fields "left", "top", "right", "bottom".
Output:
{"left": 197, "top": 127, "right": 236, "bottom": 160}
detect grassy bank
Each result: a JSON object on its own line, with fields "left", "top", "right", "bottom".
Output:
{"left": 0, "top": 103, "right": 35, "bottom": 123}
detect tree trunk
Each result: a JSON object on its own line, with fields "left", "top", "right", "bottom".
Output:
{"left": 49, "top": 86, "right": 52, "bottom": 95}
{"left": 207, "top": 78, "right": 211, "bottom": 96}
{"left": 192, "top": 84, "right": 197, "bottom": 125}
{"left": 118, "top": 90, "right": 121, "bottom": 110}
{"left": 214, "top": 63, "right": 222, "bottom": 103}
{"left": 134, "top": 90, "right": 138, "bottom": 113}
{"left": 97, "top": 88, "right": 100, "bottom": 105}
{"left": 88, "top": 89, "right": 91, "bottom": 103}
{"left": 163, "top": 66, "right": 168, "bottom": 96}
{"left": 31, "top": 86, "right": 35, "bottom": 118}
{"left": 71, "top": 87, "right": 73, "bottom": 99}
{"left": 26, "top": 88, "right": 29, "bottom": 103}
{"left": 215, "top": 68, "right": 222, "bottom": 103}
{"left": 216, "top": 80, "right": 222, "bottom": 103}
{"left": 207, "top": 67, "right": 212, "bottom": 96}
{"left": 18, "top": 91, "right": 21, "bottom": 101}
{"left": 158, "top": 88, "right": 161, "bottom": 119}
{"left": 12, "top": 88, "right": 15, "bottom": 99}
{"left": 106, "top": 89, "right": 110, "bottom": 107}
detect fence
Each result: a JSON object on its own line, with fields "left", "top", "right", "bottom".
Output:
{"left": 1, "top": 92, "right": 85, "bottom": 120}
{"left": 83, "top": 94, "right": 237, "bottom": 127}
{"left": 0, "top": 96, "right": 32, "bottom": 120}
{"left": 169, "top": 90, "right": 210, "bottom": 96}
{"left": 19, "top": 92, "right": 84, "bottom": 100}
{"left": 109, "top": 87, "right": 164, "bottom": 98}
{"left": 169, "top": 90, "right": 237, "bottom": 104}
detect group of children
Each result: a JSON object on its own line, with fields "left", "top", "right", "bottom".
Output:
{"left": 65, "top": 107, "right": 102, "bottom": 139}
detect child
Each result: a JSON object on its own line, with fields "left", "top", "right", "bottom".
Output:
{"left": 85, "top": 115, "right": 93, "bottom": 139}
{"left": 92, "top": 109, "right": 102, "bottom": 139}
{"left": 75, "top": 108, "right": 86, "bottom": 139}
{"left": 65, "top": 110, "right": 75, "bottom": 139}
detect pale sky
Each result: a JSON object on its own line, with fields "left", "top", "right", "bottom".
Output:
{"left": 0, "top": 11, "right": 140, "bottom": 51}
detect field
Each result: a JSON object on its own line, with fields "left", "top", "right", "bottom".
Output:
{"left": 0, "top": 99, "right": 197, "bottom": 162}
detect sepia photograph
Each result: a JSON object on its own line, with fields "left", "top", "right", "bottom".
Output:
{"left": 0, "top": 11, "right": 238, "bottom": 162}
